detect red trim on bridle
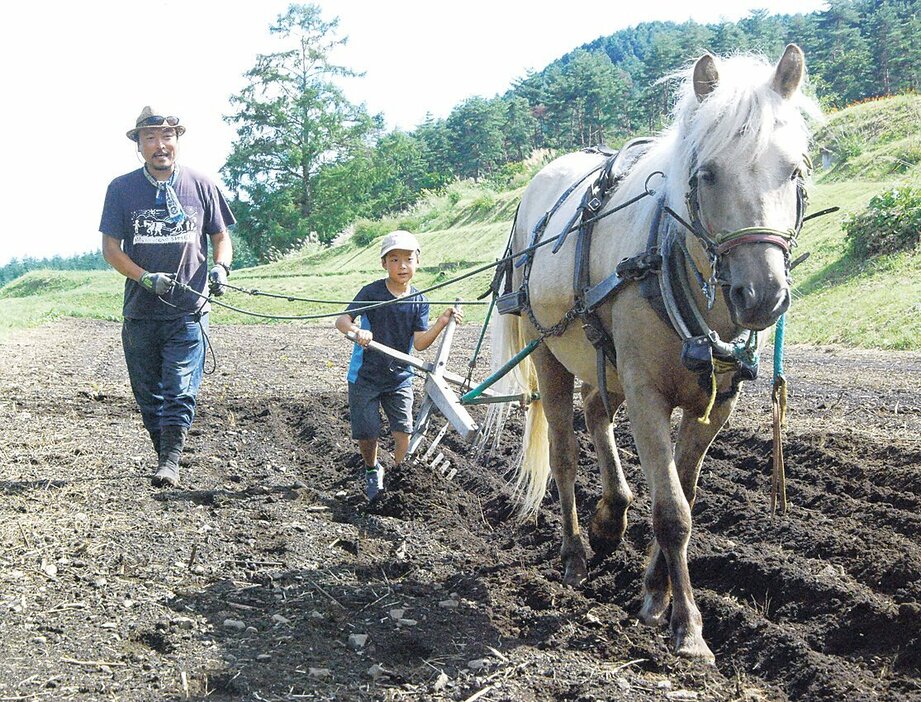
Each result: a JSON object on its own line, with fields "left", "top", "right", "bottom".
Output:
{"left": 716, "top": 232, "right": 794, "bottom": 255}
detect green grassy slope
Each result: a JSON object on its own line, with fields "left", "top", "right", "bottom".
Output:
{"left": 3, "top": 96, "right": 919, "bottom": 349}
{"left": 812, "top": 94, "right": 921, "bottom": 182}
{"left": 788, "top": 180, "right": 921, "bottom": 349}
{"left": 789, "top": 94, "right": 921, "bottom": 348}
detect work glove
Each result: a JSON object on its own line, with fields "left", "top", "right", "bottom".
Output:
{"left": 208, "top": 264, "right": 229, "bottom": 296}
{"left": 140, "top": 271, "right": 175, "bottom": 295}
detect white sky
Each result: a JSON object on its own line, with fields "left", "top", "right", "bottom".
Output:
{"left": 0, "top": 0, "right": 827, "bottom": 266}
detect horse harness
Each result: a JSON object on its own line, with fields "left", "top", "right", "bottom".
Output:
{"left": 495, "top": 141, "right": 810, "bottom": 420}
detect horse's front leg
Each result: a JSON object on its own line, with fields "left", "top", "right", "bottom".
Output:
{"left": 581, "top": 383, "right": 632, "bottom": 559}
{"left": 626, "top": 386, "right": 717, "bottom": 663}
{"left": 534, "top": 347, "right": 584, "bottom": 586}
{"left": 641, "top": 394, "right": 739, "bottom": 635}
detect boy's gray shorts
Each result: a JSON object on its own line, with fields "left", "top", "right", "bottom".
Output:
{"left": 348, "top": 379, "right": 414, "bottom": 440}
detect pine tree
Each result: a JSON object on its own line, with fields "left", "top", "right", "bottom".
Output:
{"left": 222, "top": 4, "right": 375, "bottom": 256}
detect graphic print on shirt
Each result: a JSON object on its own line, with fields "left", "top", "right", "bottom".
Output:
{"left": 131, "top": 207, "right": 200, "bottom": 245}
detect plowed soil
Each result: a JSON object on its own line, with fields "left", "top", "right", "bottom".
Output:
{"left": 1, "top": 319, "right": 919, "bottom": 701}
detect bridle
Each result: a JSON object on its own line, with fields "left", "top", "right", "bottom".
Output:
{"left": 661, "top": 152, "right": 811, "bottom": 292}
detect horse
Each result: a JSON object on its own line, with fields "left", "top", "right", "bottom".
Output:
{"left": 490, "top": 45, "right": 820, "bottom": 663}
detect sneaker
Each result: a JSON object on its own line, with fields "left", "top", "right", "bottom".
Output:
{"left": 365, "top": 463, "right": 385, "bottom": 501}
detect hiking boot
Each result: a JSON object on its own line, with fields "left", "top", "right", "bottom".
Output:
{"left": 152, "top": 462, "right": 179, "bottom": 488}
{"left": 153, "top": 425, "right": 187, "bottom": 488}
{"left": 147, "top": 428, "right": 161, "bottom": 456}
{"left": 365, "top": 463, "right": 385, "bottom": 501}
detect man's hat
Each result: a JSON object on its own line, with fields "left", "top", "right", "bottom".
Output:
{"left": 126, "top": 106, "right": 186, "bottom": 141}
{"left": 380, "top": 230, "right": 420, "bottom": 258}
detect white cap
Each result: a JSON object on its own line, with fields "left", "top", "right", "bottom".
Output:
{"left": 379, "top": 230, "right": 420, "bottom": 258}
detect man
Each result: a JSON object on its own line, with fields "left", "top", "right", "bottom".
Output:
{"left": 100, "top": 106, "right": 235, "bottom": 488}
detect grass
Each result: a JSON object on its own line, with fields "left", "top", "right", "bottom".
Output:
{"left": 3, "top": 97, "right": 919, "bottom": 349}
{"left": 812, "top": 94, "right": 921, "bottom": 181}
{"left": 786, "top": 166, "right": 921, "bottom": 349}
{"left": 0, "top": 271, "right": 124, "bottom": 337}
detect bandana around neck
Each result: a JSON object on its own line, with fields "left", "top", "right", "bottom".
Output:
{"left": 143, "top": 165, "right": 187, "bottom": 224}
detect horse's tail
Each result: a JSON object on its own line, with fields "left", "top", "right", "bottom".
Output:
{"left": 484, "top": 310, "right": 550, "bottom": 521}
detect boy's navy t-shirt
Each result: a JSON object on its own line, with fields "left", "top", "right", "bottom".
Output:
{"left": 346, "top": 279, "right": 429, "bottom": 390}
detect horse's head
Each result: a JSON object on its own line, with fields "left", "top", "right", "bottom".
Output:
{"left": 678, "top": 44, "right": 817, "bottom": 331}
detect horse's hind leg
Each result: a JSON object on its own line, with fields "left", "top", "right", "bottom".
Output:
{"left": 533, "top": 346, "right": 585, "bottom": 586}
{"left": 638, "top": 397, "right": 736, "bottom": 663}
{"left": 581, "top": 383, "right": 632, "bottom": 559}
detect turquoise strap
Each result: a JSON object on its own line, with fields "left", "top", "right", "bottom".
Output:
{"left": 773, "top": 313, "right": 786, "bottom": 381}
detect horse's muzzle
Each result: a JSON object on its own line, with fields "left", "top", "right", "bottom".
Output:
{"left": 728, "top": 283, "right": 790, "bottom": 330}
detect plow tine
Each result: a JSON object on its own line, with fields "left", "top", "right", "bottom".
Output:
{"left": 422, "top": 422, "right": 450, "bottom": 462}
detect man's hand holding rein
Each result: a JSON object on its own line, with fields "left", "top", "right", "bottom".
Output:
{"left": 140, "top": 271, "right": 176, "bottom": 295}
{"left": 209, "top": 261, "right": 230, "bottom": 296}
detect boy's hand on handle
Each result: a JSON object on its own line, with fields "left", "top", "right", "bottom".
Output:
{"left": 439, "top": 307, "right": 463, "bottom": 327}
{"left": 351, "top": 328, "right": 373, "bottom": 347}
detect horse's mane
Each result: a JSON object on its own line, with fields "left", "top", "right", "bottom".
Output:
{"left": 620, "top": 52, "right": 823, "bottom": 212}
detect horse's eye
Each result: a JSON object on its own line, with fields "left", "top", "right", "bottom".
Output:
{"left": 698, "top": 169, "right": 715, "bottom": 185}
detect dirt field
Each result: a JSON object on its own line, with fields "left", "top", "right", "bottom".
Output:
{"left": 1, "top": 318, "right": 919, "bottom": 701}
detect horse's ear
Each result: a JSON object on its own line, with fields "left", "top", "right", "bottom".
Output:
{"left": 772, "top": 44, "right": 804, "bottom": 99}
{"left": 693, "top": 54, "right": 719, "bottom": 102}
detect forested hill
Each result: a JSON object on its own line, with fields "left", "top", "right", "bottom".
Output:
{"left": 504, "top": 1, "right": 919, "bottom": 157}
{"left": 538, "top": 1, "right": 919, "bottom": 125}
{"left": 220, "top": 2, "right": 919, "bottom": 262}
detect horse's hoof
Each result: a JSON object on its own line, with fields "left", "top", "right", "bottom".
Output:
{"left": 674, "top": 635, "right": 715, "bottom": 665}
{"left": 588, "top": 530, "right": 622, "bottom": 560}
{"left": 590, "top": 501, "right": 629, "bottom": 549}
{"left": 563, "top": 559, "right": 588, "bottom": 587}
{"left": 638, "top": 593, "right": 670, "bottom": 627}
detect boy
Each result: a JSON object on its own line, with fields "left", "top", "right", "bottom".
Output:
{"left": 335, "top": 230, "right": 462, "bottom": 500}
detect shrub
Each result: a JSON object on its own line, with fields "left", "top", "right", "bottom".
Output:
{"left": 485, "top": 161, "right": 530, "bottom": 189}
{"left": 395, "top": 215, "right": 422, "bottom": 232}
{"left": 834, "top": 131, "right": 864, "bottom": 160}
{"left": 225, "top": 236, "right": 260, "bottom": 269}
{"left": 471, "top": 190, "right": 498, "bottom": 214}
{"left": 352, "top": 219, "right": 388, "bottom": 247}
{"left": 844, "top": 186, "right": 921, "bottom": 258}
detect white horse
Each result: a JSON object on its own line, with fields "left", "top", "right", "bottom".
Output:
{"left": 491, "top": 45, "right": 820, "bottom": 662}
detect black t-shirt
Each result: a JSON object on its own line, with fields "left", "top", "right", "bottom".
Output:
{"left": 346, "top": 279, "right": 430, "bottom": 389}
{"left": 99, "top": 166, "right": 235, "bottom": 319}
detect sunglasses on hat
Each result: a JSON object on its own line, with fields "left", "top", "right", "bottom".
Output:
{"left": 138, "top": 115, "right": 180, "bottom": 128}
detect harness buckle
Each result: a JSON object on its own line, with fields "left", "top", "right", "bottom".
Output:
{"left": 587, "top": 196, "right": 602, "bottom": 212}
{"left": 582, "top": 320, "right": 604, "bottom": 346}
{"left": 581, "top": 314, "right": 618, "bottom": 367}
{"left": 615, "top": 252, "right": 662, "bottom": 281}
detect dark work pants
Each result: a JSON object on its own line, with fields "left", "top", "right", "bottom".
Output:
{"left": 121, "top": 313, "right": 208, "bottom": 433}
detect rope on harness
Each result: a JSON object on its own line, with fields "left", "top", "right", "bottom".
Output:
{"left": 771, "top": 313, "right": 789, "bottom": 515}
{"left": 699, "top": 372, "right": 718, "bottom": 425}
{"left": 697, "top": 355, "right": 740, "bottom": 425}
{"left": 218, "top": 282, "right": 489, "bottom": 307}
